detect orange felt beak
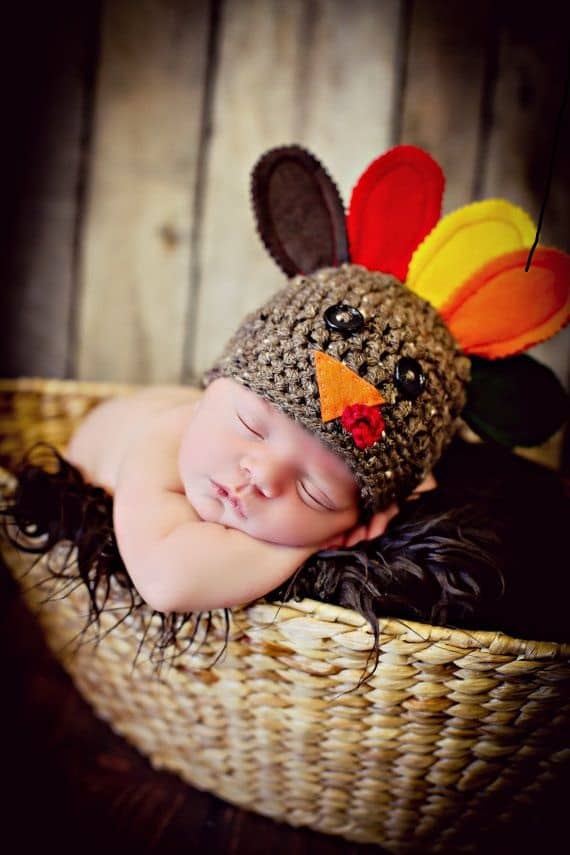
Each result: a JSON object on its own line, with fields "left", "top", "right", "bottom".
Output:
{"left": 314, "top": 350, "right": 385, "bottom": 421}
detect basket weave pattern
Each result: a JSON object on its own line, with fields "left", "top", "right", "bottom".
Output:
{"left": 1, "top": 379, "right": 569, "bottom": 853}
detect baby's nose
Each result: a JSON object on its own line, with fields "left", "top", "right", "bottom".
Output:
{"left": 240, "top": 455, "right": 292, "bottom": 498}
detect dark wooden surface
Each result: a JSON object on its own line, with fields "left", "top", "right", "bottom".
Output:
{"left": 0, "top": 1, "right": 99, "bottom": 378}
{"left": 1, "top": 1, "right": 568, "bottom": 386}
{"left": 2, "top": 550, "right": 569, "bottom": 855}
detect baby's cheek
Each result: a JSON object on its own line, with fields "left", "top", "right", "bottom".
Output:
{"left": 281, "top": 509, "right": 351, "bottom": 548}
{"left": 243, "top": 506, "right": 312, "bottom": 547}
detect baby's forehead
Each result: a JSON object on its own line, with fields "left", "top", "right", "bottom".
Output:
{"left": 239, "top": 383, "right": 356, "bottom": 479}
{"left": 245, "top": 387, "right": 275, "bottom": 417}
{"left": 238, "top": 381, "right": 309, "bottom": 430}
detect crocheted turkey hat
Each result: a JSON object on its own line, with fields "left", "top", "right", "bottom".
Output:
{"left": 204, "top": 146, "right": 570, "bottom": 515}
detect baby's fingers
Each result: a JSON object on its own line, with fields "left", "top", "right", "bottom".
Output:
{"left": 343, "top": 524, "right": 369, "bottom": 548}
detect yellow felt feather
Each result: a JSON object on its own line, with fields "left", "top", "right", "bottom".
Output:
{"left": 407, "top": 199, "right": 536, "bottom": 308}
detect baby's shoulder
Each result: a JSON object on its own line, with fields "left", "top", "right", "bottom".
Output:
{"left": 66, "top": 385, "right": 203, "bottom": 492}
{"left": 99, "top": 385, "right": 203, "bottom": 417}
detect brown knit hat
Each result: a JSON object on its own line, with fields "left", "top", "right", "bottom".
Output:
{"left": 204, "top": 145, "right": 569, "bottom": 515}
{"left": 204, "top": 264, "right": 469, "bottom": 513}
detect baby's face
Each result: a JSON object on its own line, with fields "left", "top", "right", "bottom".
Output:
{"left": 179, "top": 378, "right": 359, "bottom": 547}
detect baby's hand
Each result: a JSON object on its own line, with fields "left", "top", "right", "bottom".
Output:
{"left": 318, "top": 474, "right": 437, "bottom": 550}
{"left": 318, "top": 502, "right": 399, "bottom": 550}
{"left": 343, "top": 503, "right": 400, "bottom": 548}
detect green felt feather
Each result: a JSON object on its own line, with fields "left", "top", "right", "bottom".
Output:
{"left": 463, "top": 355, "right": 569, "bottom": 448}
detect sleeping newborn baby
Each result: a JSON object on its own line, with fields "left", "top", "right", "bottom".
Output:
{"left": 64, "top": 257, "right": 464, "bottom": 615}
{"left": 66, "top": 376, "right": 426, "bottom": 614}
{"left": 14, "top": 144, "right": 568, "bottom": 625}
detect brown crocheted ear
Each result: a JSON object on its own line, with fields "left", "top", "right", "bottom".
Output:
{"left": 251, "top": 146, "right": 349, "bottom": 277}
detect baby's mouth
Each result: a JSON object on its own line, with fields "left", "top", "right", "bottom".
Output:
{"left": 211, "top": 480, "right": 248, "bottom": 519}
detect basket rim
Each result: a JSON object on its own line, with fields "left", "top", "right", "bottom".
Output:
{"left": 245, "top": 598, "right": 570, "bottom": 659}
{"left": 0, "top": 376, "right": 142, "bottom": 396}
{"left": 1, "top": 376, "right": 569, "bottom": 660}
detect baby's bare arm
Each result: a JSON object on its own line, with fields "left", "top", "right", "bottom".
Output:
{"left": 66, "top": 386, "right": 202, "bottom": 492}
{"left": 117, "top": 502, "right": 315, "bottom": 613}
{"left": 113, "top": 406, "right": 316, "bottom": 613}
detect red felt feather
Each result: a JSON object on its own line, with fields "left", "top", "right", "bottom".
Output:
{"left": 347, "top": 145, "right": 444, "bottom": 282}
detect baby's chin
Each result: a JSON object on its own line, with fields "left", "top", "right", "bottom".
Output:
{"left": 186, "top": 492, "right": 224, "bottom": 524}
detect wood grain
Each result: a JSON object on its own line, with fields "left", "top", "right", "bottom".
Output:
{"left": 0, "top": 3, "right": 98, "bottom": 378}
{"left": 481, "top": 1, "right": 570, "bottom": 390}
{"left": 400, "top": 0, "right": 493, "bottom": 214}
{"left": 76, "top": 0, "right": 210, "bottom": 383}
{"left": 187, "top": 0, "right": 401, "bottom": 380}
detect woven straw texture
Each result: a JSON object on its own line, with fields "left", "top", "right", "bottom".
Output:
{"left": 1, "top": 378, "right": 569, "bottom": 854}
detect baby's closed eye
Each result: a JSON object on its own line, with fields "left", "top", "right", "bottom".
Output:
{"left": 237, "top": 413, "right": 264, "bottom": 439}
{"left": 297, "top": 480, "right": 336, "bottom": 511}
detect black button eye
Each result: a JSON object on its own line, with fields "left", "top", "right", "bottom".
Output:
{"left": 324, "top": 303, "right": 365, "bottom": 334}
{"left": 395, "top": 357, "right": 425, "bottom": 399}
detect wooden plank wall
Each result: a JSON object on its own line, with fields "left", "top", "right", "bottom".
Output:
{"left": 1, "top": 1, "right": 100, "bottom": 378}
{"left": 2, "top": 0, "right": 568, "bottom": 390}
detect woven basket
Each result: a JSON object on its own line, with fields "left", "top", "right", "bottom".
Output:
{"left": 1, "top": 378, "right": 569, "bottom": 854}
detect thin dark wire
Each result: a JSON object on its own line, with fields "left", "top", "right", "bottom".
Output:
{"left": 526, "top": 45, "right": 570, "bottom": 271}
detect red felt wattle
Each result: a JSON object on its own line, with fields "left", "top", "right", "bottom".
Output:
{"left": 341, "top": 403, "right": 385, "bottom": 449}
{"left": 347, "top": 145, "right": 444, "bottom": 282}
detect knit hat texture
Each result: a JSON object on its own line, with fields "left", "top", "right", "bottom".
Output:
{"left": 203, "top": 264, "right": 470, "bottom": 514}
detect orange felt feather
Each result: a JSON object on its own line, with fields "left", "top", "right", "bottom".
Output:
{"left": 314, "top": 351, "right": 385, "bottom": 421}
{"left": 441, "top": 247, "right": 570, "bottom": 358}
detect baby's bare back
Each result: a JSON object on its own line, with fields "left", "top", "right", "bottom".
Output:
{"left": 66, "top": 386, "right": 202, "bottom": 493}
